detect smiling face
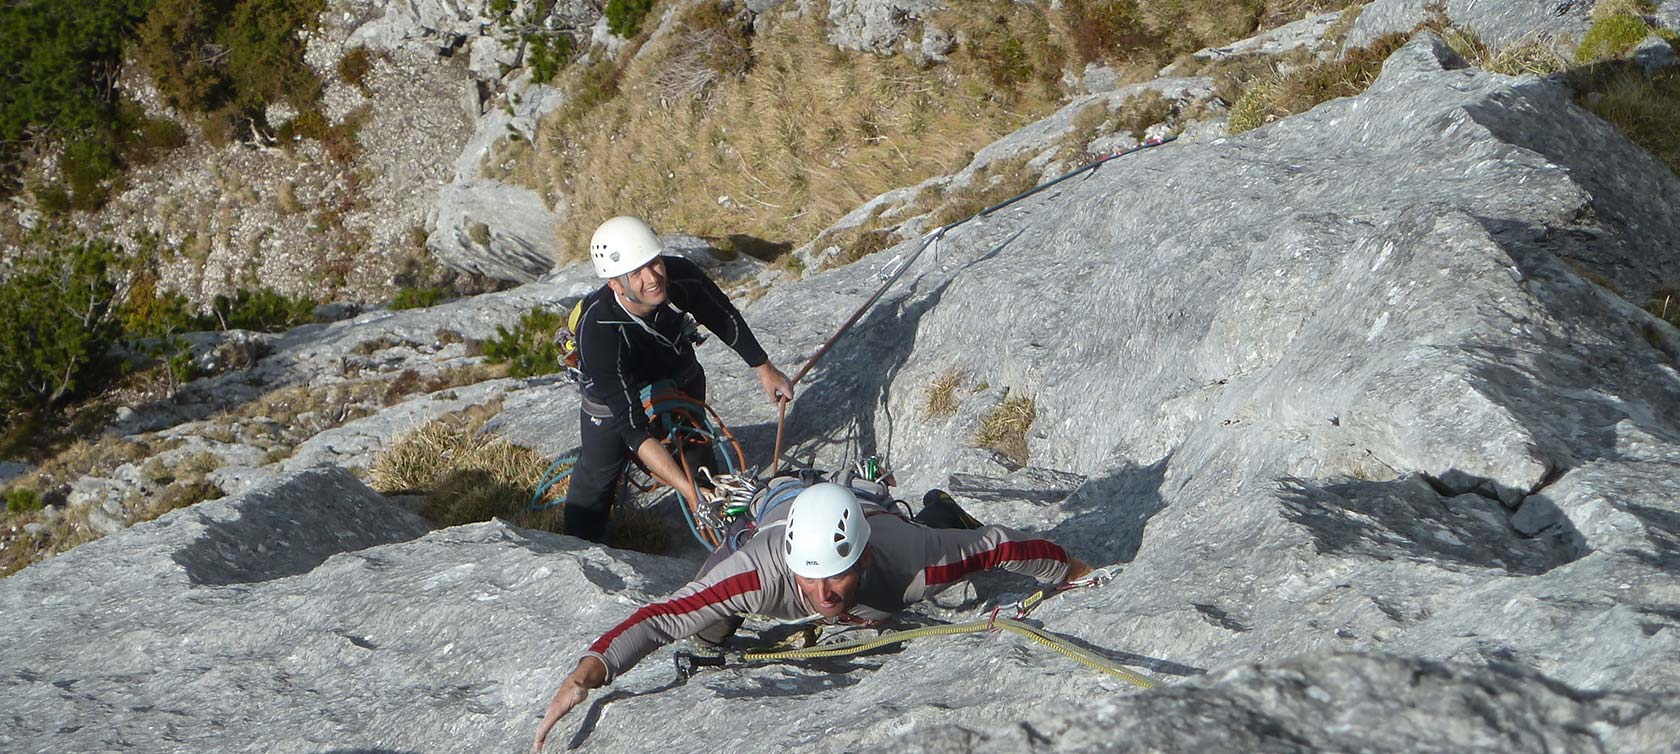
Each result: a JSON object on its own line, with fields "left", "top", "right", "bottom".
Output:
{"left": 608, "top": 256, "right": 668, "bottom": 311}
{"left": 792, "top": 549, "right": 870, "bottom": 618}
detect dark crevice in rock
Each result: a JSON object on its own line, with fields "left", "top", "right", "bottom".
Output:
{"left": 1193, "top": 603, "right": 1253, "bottom": 632}
{"left": 1278, "top": 475, "right": 1586, "bottom": 575}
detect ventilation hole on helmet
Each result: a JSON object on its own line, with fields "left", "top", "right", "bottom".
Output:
{"left": 832, "top": 532, "right": 844, "bottom": 543}
{"left": 836, "top": 542, "right": 851, "bottom": 558}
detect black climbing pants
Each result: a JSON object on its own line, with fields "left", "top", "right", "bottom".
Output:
{"left": 562, "top": 373, "right": 709, "bottom": 543}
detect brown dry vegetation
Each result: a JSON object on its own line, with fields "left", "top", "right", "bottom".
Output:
{"left": 976, "top": 391, "right": 1038, "bottom": 467}
{"left": 530, "top": 0, "right": 1308, "bottom": 266}
{"left": 924, "top": 369, "right": 965, "bottom": 418}
{"left": 370, "top": 402, "right": 671, "bottom": 553}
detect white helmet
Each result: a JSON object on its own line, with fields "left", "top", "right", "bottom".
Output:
{"left": 589, "top": 216, "right": 663, "bottom": 278}
{"left": 783, "top": 483, "right": 871, "bottom": 579}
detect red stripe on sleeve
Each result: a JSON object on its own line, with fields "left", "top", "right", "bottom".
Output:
{"left": 923, "top": 539, "right": 1067, "bottom": 587}
{"left": 589, "top": 570, "right": 762, "bottom": 654}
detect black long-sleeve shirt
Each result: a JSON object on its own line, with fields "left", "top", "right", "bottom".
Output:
{"left": 575, "top": 255, "right": 768, "bottom": 451}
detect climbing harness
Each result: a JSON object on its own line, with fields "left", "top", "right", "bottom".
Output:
{"left": 528, "top": 381, "right": 749, "bottom": 549}
{"left": 673, "top": 567, "right": 1154, "bottom": 688}
{"left": 767, "top": 137, "right": 1177, "bottom": 475}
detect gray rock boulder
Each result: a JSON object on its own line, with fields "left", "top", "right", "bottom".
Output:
{"left": 1193, "top": 10, "right": 1347, "bottom": 63}
{"left": 0, "top": 467, "right": 695, "bottom": 752}
{"left": 826, "top": 0, "right": 940, "bottom": 54}
{"left": 430, "top": 179, "right": 561, "bottom": 280}
{"left": 856, "top": 652, "right": 1680, "bottom": 753}
{"left": 1347, "top": 0, "right": 1594, "bottom": 49}
{"left": 428, "top": 72, "right": 568, "bottom": 282}
{"left": 1635, "top": 33, "right": 1679, "bottom": 71}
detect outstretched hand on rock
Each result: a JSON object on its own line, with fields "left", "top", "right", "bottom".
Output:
{"left": 531, "top": 657, "right": 607, "bottom": 753}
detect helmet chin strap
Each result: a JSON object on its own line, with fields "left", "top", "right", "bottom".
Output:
{"left": 616, "top": 274, "right": 644, "bottom": 305}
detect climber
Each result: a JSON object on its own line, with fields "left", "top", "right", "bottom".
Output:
{"left": 530, "top": 474, "right": 1092, "bottom": 751}
{"left": 562, "top": 216, "right": 795, "bottom": 543}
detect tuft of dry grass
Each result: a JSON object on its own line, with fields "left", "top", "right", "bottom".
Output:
{"left": 1227, "top": 32, "right": 1409, "bottom": 134}
{"left": 128, "top": 479, "right": 224, "bottom": 526}
{"left": 975, "top": 392, "right": 1038, "bottom": 467}
{"left": 1571, "top": 66, "right": 1680, "bottom": 176}
{"left": 1647, "top": 289, "right": 1680, "bottom": 327}
{"left": 925, "top": 369, "right": 965, "bottom": 418}
{"left": 918, "top": 155, "right": 1042, "bottom": 230}
{"left": 369, "top": 403, "right": 671, "bottom": 553}
{"left": 0, "top": 504, "right": 95, "bottom": 579}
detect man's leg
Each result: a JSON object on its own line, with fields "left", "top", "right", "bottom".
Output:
{"left": 913, "top": 489, "right": 983, "bottom": 530}
{"left": 563, "top": 409, "right": 627, "bottom": 543}
{"left": 676, "top": 372, "right": 716, "bottom": 487}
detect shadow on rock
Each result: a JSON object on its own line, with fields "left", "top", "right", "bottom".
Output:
{"left": 708, "top": 665, "right": 870, "bottom": 699}
{"left": 1277, "top": 474, "right": 1587, "bottom": 576}
{"left": 171, "top": 469, "right": 430, "bottom": 586}
{"left": 1031, "top": 624, "right": 1205, "bottom": 678}
{"left": 566, "top": 678, "right": 686, "bottom": 750}
{"left": 1620, "top": 502, "right": 1680, "bottom": 570}
{"left": 1044, "top": 456, "right": 1171, "bottom": 566}
{"left": 781, "top": 228, "right": 1028, "bottom": 469}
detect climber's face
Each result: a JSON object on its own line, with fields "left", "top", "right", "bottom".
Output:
{"left": 610, "top": 256, "right": 668, "bottom": 309}
{"left": 793, "top": 549, "right": 870, "bottom": 619}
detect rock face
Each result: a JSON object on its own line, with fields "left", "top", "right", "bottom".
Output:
{"left": 825, "top": 0, "right": 940, "bottom": 53}
{"left": 6, "top": 23, "right": 1680, "bottom": 754}
{"left": 1347, "top": 0, "right": 1594, "bottom": 48}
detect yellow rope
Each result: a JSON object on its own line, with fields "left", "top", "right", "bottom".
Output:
{"left": 734, "top": 615, "right": 1155, "bottom": 688}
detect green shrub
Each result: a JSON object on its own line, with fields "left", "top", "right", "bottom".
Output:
{"left": 61, "top": 137, "right": 123, "bottom": 210}
{"left": 135, "top": 0, "right": 326, "bottom": 128}
{"left": 1576, "top": 14, "right": 1653, "bottom": 64}
{"left": 527, "top": 33, "right": 576, "bottom": 84}
{"left": 5, "top": 488, "right": 43, "bottom": 514}
{"left": 390, "top": 286, "right": 450, "bottom": 310}
{"left": 483, "top": 307, "right": 564, "bottom": 377}
{"left": 555, "top": 52, "right": 626, "bottom": 128}
{"left": 337, "top": 45, "right": 374, "bottom": 93}
{"left": 0, "top": 235, "right": 125, "bottom": 413}
{"left": 133, "top": 0, "right": 226, "bottom": 113}
{"left": 605, "top": 0, "right": 656, "bottom": 38}
{"left": 121, "top": 269, "right": 202, "bottom": 338}
{"left": 210, "top": 288, "right": 319, "bottom": 332}
{"left": 0, "top": 0, "right": 151, "bottom": 162}
{"left": 162, "top": 335, "right": 200, "bottom": 387}
{"left": 126, "top": 114, "right": 188, "bottom": 164}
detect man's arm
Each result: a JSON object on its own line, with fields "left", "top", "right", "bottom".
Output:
{"left": 531, "top": 557, "right": 767, "bottom": 749}
{"left": 666, "top": 256, "right": 770, "bottom": 359}
{"left": 531, "top": 656, "right": 606, "bottom": 753}
{"left": 913, "top": 524, "right": 1081, "bottom": 598}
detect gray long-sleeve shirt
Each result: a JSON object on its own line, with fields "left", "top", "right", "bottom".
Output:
{"left": 584, "top": 500, "right": 1071, "bottom": 682}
